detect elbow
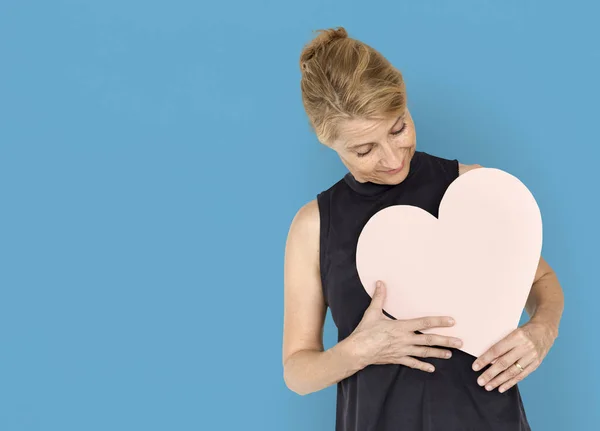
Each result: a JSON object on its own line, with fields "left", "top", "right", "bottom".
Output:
{"left": 283, "top": 367, "right": 309, "bottom": 396}
{"left": 283, "top": 357, "right": 312, "bottom": 396}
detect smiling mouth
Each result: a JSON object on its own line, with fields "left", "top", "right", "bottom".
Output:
{"left": 383, "top": 160, "right": 404, "bottom": 173}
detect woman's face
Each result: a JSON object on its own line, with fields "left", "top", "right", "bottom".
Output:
{"left": 330, "top": 106, "right": 417, "bottom": 185}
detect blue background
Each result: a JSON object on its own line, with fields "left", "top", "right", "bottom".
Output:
{"left": 1, "top": 1, "right": 598, "bottom": 430}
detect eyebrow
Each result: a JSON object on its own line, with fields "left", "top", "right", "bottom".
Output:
{"left": 346, "top": 113, "right": 406, "bottom": 149}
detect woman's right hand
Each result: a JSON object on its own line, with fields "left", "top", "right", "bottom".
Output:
{"left": 350, "top": 280, "right": 464, "bottom": 372}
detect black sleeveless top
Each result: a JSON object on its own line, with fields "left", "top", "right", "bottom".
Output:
{"left": 316, "top": 151, "right": 531, "bottom": 431}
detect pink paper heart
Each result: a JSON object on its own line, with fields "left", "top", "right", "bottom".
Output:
{"left": 356, "top": 167, "right": 543, "bottom": 358}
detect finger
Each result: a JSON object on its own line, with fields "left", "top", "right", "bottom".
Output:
{"left": 370, "top": 281, "right": 386, "bottom": 309}
{"left": 476, "top": 345, "right": 528, "bottom": 389}
{"left": 485, "top": 352, "right": 538, "bottom": 392}
{"left": 411, "top": 333, "right": 463, "bottom": 349}
{"left": 472, "top": 331, "right": 521, "bottom": 371}
{"left": 406, "top": 316, "right": 456, "bottom": 332}
{"left": 498, "top": 358, "right": 539, "bottom": 393}
{"left": 398, "top": 356, "right": 436, "bottom": 373}
{"left": 407, "top": 344, "right": 453, "bottom": 360}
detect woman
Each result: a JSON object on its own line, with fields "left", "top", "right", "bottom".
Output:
{"left": 282, "top": 27, "right": 564, "bottom": 430}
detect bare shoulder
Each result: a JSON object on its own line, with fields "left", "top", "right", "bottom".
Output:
{"left": 458, "top": 162, "right": 484, "bottom": 176}
{"left": 288, "top": 199, "right": 320, "bottom": 240}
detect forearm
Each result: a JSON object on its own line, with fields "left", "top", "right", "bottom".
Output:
{"left": 525, "top": 271, "right": 564, "bottom": 338}
{"left": 284, "top": 335, "right": 366, "bottom": 396}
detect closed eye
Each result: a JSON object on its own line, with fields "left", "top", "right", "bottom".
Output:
{"left": 391, "top": 122, "right": 407, "bottom": 136}
{"left": 357, "top": 122, "right": 407, "bottom": 157}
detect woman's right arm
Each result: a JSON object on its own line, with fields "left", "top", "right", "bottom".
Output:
{"left": 282, "top": 200, "right": 462, "bottom": 396}
{"left": 282, "top": 199, "right": 366, "bottom": 396}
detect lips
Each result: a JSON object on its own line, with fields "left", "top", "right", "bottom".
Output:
{"left": 384, "top": 160, "right": 404, "bottom": 173}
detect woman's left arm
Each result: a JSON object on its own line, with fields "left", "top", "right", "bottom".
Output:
{"left": 471, "top": 254, "right": 565, "bottom": 393}
{"left": 459, "top": 163, "right": 565, "bottom": 393}
{"left": 523, "top": 256, "right": 564, "bottom": 338}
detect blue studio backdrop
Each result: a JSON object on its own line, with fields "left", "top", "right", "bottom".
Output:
{"left": 1, "top": 1, "right": 598, "bottom": 430}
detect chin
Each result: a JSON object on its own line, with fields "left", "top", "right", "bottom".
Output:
{"left": 379, "top": 168, "right": 408, "bottom": 184}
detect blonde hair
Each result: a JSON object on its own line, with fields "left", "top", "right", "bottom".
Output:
{"left": 299, "top": 26, "right": 407, "bottom": 146}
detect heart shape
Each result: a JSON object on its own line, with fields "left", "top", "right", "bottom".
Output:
{"left": 356, "top": 167, "right": 543, "bottom": 358}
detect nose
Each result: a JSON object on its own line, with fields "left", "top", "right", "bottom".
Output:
{"left": 379, "top": 144, "right": 403, "bottom": 169}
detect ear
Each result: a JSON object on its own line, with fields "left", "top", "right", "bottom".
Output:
{"left": 458, "top": 163, "right": 484, "bottom": 176}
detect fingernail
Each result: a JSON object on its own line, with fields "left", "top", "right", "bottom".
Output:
{"left": 473, "top": 363, "right": 480, "bottom": 371}
{"left": 376, "top": 281, "right": 381, "bottom": 288}
{"left": 477, "top": 377, "right": 485, "bottom": 386}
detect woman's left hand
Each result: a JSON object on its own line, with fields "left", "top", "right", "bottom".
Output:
{"left": 471, "top": 320, "right": 557, "bottom": 393}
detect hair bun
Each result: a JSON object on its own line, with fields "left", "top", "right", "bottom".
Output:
{"left": 300, "top": 27, "right": 348, "bottom": 73}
